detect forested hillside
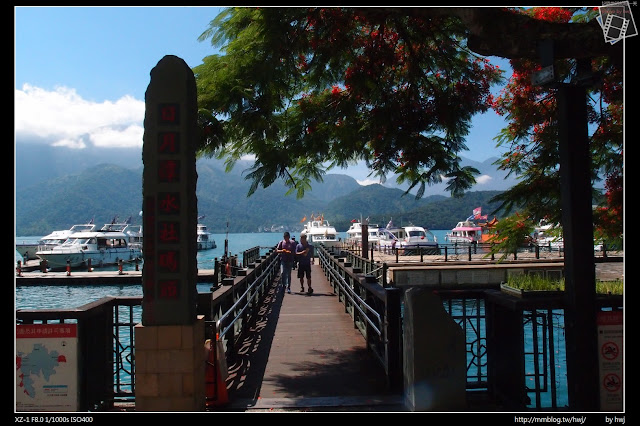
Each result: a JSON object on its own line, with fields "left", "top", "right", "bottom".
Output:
{"left": 15, "top": 163, "right": 505, "bottom": 235}
{"left": 327, "top": 186, "right": 503, "bottom": 231}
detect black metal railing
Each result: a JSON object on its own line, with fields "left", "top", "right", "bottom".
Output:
{"left": 341, "top": 240, "right": 619, "bottom": 263}
{"left": 440, "top": 292, "right": 488, "bottom": 390}
{"left": 318, "top": 245, "right": 403, "bottom": 389}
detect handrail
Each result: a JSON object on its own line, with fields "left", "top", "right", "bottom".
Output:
{"left": 315, "top": 245, "right": 403, "bottom": 389}
{"left": 339, "top": 240, "right": 621, "bottom": 262}
{"left": 318, "top": 248, "right": 383, "bottom": 337}
{"left": 216, "top": 252, "right": 279, "bottom": 341}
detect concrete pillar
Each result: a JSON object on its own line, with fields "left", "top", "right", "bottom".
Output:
{"left": 403, "top": 288, "right": 467, "bottom": 411}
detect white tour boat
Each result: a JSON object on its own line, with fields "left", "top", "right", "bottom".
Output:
{"left": 16, "top": 221, "right": 98, "bottom": 261}
{"left": 197, "top": 223, "right": 217, "bottom": 250}
{"left": 346, "top": 220, "right": 382, "bottom": 247}
{"left": 301, "top": 214, "right": 341, "bottom": 248}
{"left": 532, "top": 222, "right": 564, "bottom": 251}
{"left": 124, "top": 224, "right": 143, "bottom": 250}
{"left": 378, "top": 220, "right": 439, "bottom": 254}
{"left": 445, "top": 220, "right": 484, "bottom": 244}
{"left": 35, "top": 222, "right": 143, "bottom": 270}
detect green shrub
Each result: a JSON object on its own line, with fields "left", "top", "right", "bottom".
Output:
{"left": 506, "top": 275, "right": 623, "bottom": 295}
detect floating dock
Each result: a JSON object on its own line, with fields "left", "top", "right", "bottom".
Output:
{"left": 15, "top": 269, "right": 218, "bottom": 286}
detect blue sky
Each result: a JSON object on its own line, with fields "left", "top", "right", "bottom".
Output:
{"left": 15, "top": 6, "right": 512, "bottom": 184}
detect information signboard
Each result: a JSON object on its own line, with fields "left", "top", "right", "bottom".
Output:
{"left": 16, "top": 324, "right": 78, "bottom": 411}
{"left": 597, "top": 310, "right": 623, "bottom": 411}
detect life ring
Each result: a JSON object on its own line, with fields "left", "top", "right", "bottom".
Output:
{"left": 225, "top": 262, "right": 231, "bottom": 277}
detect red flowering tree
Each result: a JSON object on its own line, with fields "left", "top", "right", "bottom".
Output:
{"left": 489, "top": 7, "right": 623, "bottom": 245}
{"left": 195, "top": 7, "right": 504, "bottom": 198}
{"left": 194, "top": 7, "right": 622, "bottom": 246}
{"left": 486, "top": 212, "right": 536, "bottom": 260}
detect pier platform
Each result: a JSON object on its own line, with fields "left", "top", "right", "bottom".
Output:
{"left": 15, "top": 268, "right": 215, "bottom": 285}
{"left": 15, "top": 254, "right": 623, "bottom": 286}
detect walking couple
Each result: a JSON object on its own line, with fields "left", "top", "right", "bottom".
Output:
{"left": 276, "top": 231, "right": 314, "bottom": 294}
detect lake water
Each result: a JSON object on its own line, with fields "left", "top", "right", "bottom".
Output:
{"left": 13, "top": 229, "right": 488, "bottom": 310}
{"left": 16, "top": 231, "right": 285, "bottom": 309}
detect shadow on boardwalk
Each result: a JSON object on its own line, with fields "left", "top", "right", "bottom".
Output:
{"left": 218, "top": 265, "right": 404, "bottom": 412}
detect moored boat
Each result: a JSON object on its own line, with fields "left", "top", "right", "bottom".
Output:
{"left": 531, "top": 221, "right": 614, "bottom": 252}
{"left": 197, "top": 223, "right": 216, "bottom": 250}
{"left": 445, "top": 220, "right": 484, "bottom": 244}
{"left": 378, "top": 219, "right": 439, "bottom": 254}
{"left": 346, "top": 219, "right": 382, "bottom": 247}
{"left": 301, "top": 214, "right": 341, "bottom": 248}
{"left": 532, "top": 221, "right": 564, "bottom": 251}
{"left": 16, "top": 221, "right": 98, "bottom": 261}
{"left": 445, "top": 207, "right": 489, "bottom": 245}
{"left": 35, "top": 221, "right": 143, "bottom": 270}
{"left": 124, "top": 224, "right": 143, "bottom": 250}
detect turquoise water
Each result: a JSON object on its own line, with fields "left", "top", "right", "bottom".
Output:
{"left": 15, "top": 229, "right": 455, "bottom": 264}
{"left": 14, "top": 230, "right": 456, "bottom": 310}
{"left": 15, "top": 232, "right": 285, "bottom": 309}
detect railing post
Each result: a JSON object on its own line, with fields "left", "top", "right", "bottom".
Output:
{"left": 382, "top": 263, "right": 388, "bottom": 287}
{"left": 384, "top": 286, "right": 403, "bottom": 391}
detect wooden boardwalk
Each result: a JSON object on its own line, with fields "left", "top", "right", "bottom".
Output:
{"left": 220, "top": 263, "right": 406, "bottom": 412}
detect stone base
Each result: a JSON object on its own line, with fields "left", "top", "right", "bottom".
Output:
{"left": 134, "top": 315, "right": 206, "bottom": 411}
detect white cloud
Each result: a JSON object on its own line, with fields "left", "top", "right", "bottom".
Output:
{"left": 51, "top": 137, "right": 87, "bottom": 149}
{"left": 15, "top": 84, "right": 145, "bottom": 149}
{"left": 356, "top": 178, "right": 379, "bottom": 186}
{"left": 476, "top": 174, "right": 493, "bottom": 185}
{"left": 90, "top": 125, "right": 144, "bottom": 148}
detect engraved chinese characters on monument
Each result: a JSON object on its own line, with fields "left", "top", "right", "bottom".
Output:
{"left": 142, "top": 55, "right": 198, "bottom": 325}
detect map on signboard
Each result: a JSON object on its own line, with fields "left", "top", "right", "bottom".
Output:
{"left": 16, "top": 324, "right": 78, "bottom": 412}
{"left": 16, "top": 343, "right": 68, "bottom": 399}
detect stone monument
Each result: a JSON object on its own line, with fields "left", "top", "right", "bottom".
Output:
{"left": 135, "top": 55, "right": 205, "bottom": 411}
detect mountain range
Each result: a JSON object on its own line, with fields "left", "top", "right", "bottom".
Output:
{"left": 15, "top": 144, "right": 516, "bottom": 235}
